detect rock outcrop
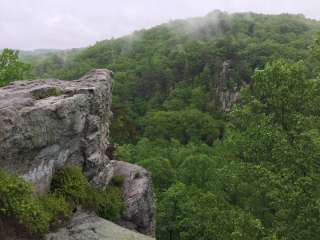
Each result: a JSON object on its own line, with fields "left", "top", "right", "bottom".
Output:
{"left": 45, "top": 212, "right": 155, "bottom": 240}
{"left": 0, "top": 69, "right": 156, "bottom": 238}
{"left": 215, "top": 60, "right": 241, "bottom": 112}
{"left": 112, "top": 161, "right": 155, "bottom": 236}
{"left": 0, "top": 69, "right": 113, "bottom": 193}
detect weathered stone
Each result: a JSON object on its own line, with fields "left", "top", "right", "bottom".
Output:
{"left": 215, "top": 60, "right": 242, "bottom": 112}
{"left": 0, "top": 70, "right": 156, "bottom": 238}
{"left": 0, "top": 69, "right": 113, "bottom": 193}
{"left": 111, "top": 161, "right": 155, "bottom": 237}
{"left": 45, "top": 211, "right": 155, "bottom": 240}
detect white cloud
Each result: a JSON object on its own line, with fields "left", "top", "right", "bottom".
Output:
{"left": 0, "top": 0, "right": 319, "bottom": 50}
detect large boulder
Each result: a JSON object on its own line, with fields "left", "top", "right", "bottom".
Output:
{"left": 0, "top": 69, "right": 113, "bottom": 193}
{"left": 0, "top": 71, "right": 156, "bottom": 238}
{"left": 112, "top": 161, "right": 155, "bottom": 236}
{"left": 45, "top": 211, "right": 155, "bottom": 240}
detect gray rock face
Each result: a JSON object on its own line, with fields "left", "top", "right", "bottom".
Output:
{"left": 0, "top": 69, "right": 113, "bottom": 192}
{"left": 112, "top": 161, "right": 155, "bottom": 237}
{"left": 45, "top": 212, "right": 155, "bottom": 240}
{"left": 0, "top": 70, "right": 156, "bottom": 238}
{"left": 216, "top": 60, "right": 241, "bottom": 112}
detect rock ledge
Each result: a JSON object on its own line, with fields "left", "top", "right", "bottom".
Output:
{"left": 45, "top": 212, "right": 155, "bottom": 240}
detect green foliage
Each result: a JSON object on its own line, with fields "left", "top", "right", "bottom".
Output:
{"left": 117, "top": 59, "right": 320, "bottom": 239}
{"left": 140, "top": 157, "right": 176, "bottom": 193}
{"left": 143, "top": 109, "right": 221, "bottom": 145}
{"left": 0, "top": 49, "right": 31, "bottom": 86}
{"left": 251, "top": 60, "right": 308, "bottom": 130}
{"left": 51, "top": 166, "right": 88, "bottom": 205}
{"left": 309, "top": 32, "right": 320, "bottom": 76}
{"left": 0, "top": 169, "right": 33, "bottom": 216}
{"left": 27, "top": 12, "right": 320, "bottom": 143}
{"left": 215, "top": 60, "right": 320, "bottom": 239}
{"left": 0, "top": 170, "right": 50, "bottom": 235}
{"left": 157, "top": 183, "right": 264, "bottom": 240}
{"left": 0, "top": 166, "right": 126, "bottom": 237}
{"left": 24, "top": 11, "right": 320, "bottom": 240}
{"left": 178, "top": 154, "right": 214, "bottom": 189}
{"left": 38, "top": 194, "right": 72, "bottom": 227}
{"left": 85, "top": 186, "right": 124, "bottom": 222}
{"left": 51, "top": 166, "right": 125, "bottom": 223}
{"left": 13, "top": 199, "right": 50, "bottom": 236}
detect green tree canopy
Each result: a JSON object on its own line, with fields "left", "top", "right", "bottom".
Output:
{"left": 0, "top": 49, "right": 30, "bottom": 86}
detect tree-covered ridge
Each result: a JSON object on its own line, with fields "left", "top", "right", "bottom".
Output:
{"left": 26, "top": 11, "right": 320, "bottom": 143}
{"left": 118, "top": 58, "right": 320, "bottom": 239}
{"left": 21, "top": 11, "right": 320, "bottom": 240}
{"left": 29, "top": 11, "right": 320, "bottom": 81}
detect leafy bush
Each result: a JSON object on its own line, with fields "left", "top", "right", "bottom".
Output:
{"left": 0, "top": 170, "right": 50, "bottom": 235}
{"left": 0, "top": 169, "right": 33, "bottom": 215}
{"left": 0, "top": 166, "right": 125, "bottom": 237}
{"left": 13, "top": 199, "right": 50, "bottom": 236}
{"left": 51, "top": 166, "right": 125, "bottom": 222}
{"left": 51, "top": 166, "right": 88, "bottom": 205}
{"left": 84, "top": 186, "right": 125, "bottom": 222}
{"left": 38, "top": 194, "right": 72, "bottom": 227}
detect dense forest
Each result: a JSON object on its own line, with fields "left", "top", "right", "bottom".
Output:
{"left": 3, "top": 10, "right": 320, "bottom": 239}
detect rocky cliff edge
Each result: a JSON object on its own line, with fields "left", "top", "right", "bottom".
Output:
{"left": 0, "top": 69, "right": 155, "bottom": 239}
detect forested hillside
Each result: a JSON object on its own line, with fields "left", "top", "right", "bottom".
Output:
{"left": 25, "top": 11, "right": 320, "bottom": 239}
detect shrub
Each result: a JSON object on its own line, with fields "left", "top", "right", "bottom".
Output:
{"left": 38, "top": 194, "right": 72, "bottom": 228}
{"left": 0, "top": 169, "right": 33, "bottom": 215}
{"left": 51, "top": 166, "right": 88, "bottom": 205}
{"left": 51, "top": 166, "right": 125, "bottom": 222}
{"left": 13, "top": 199, "right": 50, "bottom": 235}
{"left": 0, "top": 166, "right": 125, "bottom": 237}
{"left": 84, "top": 186, "right": 125, "bottom": 222}
{"left": 0, "top": 170, "right": 50, "bottom": 235}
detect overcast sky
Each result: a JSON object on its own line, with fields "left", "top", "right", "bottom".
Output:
{"left": 0, "top": 0, "right": 319, "bottom": 50}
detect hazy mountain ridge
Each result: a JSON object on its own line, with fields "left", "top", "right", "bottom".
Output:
{"left": 26, "top": 10, "right": 320, "bottom": 79}
{"left": 13, "top": 10, "right": 320, "bottom": 240}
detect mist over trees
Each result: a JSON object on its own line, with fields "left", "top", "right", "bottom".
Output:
{"left": 5, "top": 10, "right": 320, "bottom": 239}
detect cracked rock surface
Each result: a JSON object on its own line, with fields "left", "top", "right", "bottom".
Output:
{"left": 45, "top": 212, "right": 155, "bottom": 240}
{"left": 112, "top": 161, "right": 155, "bottom": 236}
{"left": 0, "top": 70, "right": 156, "bottom": 239}
{"left": 0, "top": 69, "right": 113, "bottom": 193}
